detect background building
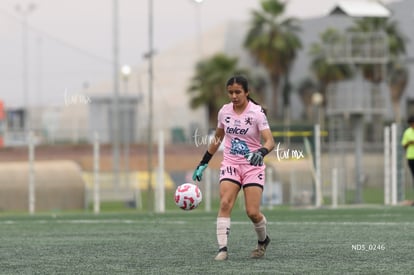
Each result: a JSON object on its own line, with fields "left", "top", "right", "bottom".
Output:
{"left": 2, "top": 0, "right": 413, "bottom": 146}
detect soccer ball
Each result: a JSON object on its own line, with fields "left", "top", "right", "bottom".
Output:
{"left": 174, "top": 183, "right": 202, "bottom": 210}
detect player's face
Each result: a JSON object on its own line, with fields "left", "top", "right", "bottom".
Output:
{"left": 227, "top": 83, "right": 248, "bottom": 108}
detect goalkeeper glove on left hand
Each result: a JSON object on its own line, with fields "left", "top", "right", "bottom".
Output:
{"left": 245, "top": 147, "right": 269, "bottom": 166}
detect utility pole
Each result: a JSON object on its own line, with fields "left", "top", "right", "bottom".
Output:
{"left": 147, "top": 0, "right": 154, "bottom": 212}
{"left": 112, "top": 0, "right": 121, "bottom": 188}
{"left": 15, "top": 2, "right": 36, "bottom": 133}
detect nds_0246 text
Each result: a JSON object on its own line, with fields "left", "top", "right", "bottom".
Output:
{"left": 351, "top": 244, "right": 386, "bottom": 252}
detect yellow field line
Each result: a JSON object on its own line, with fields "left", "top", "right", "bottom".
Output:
{"left": 272, "top": 130, "right": 328, "bottom": 137}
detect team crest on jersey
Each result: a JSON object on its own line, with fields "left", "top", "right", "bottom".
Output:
{"left": 229, "top": 138, "right": 249, "bottom": 156}
{"left": 245, "top": 117, "right": 253, "bottom": 125}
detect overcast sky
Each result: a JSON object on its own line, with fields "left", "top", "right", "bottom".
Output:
{"left": 0, "top": 0, "right": 399, "bottom": 107}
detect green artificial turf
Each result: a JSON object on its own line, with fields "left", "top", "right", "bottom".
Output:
{"left": 0, "top": 206, "right": 413, "bottom": 274}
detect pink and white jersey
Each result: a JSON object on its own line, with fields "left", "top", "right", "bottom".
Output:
{"left": 217, "top": 101, "right": 270, "bottom": 164}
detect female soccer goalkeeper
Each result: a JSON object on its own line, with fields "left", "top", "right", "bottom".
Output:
{"left": 192, "top": 75, "right": 275, "bottom": 261}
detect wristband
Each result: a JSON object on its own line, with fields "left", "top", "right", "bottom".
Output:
{"left": 258, "top": 147, "right": 269, "bottom": 156}
{"left": 200, "top": 151, "right": 213, "bottom": 165}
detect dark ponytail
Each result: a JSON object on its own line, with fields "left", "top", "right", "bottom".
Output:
{"left": 247, "top": 95, "right": 267, "bottom": 115}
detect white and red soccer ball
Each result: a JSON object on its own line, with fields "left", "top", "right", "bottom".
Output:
{"left": 174, "top": 183, "right": 202, "bottom": 210}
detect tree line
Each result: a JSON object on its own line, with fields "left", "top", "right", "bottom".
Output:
{"left": 187, "top": 0, "right": 408, "bottom": 129}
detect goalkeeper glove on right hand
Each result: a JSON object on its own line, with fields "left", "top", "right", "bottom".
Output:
{"left": 192, "top": 163, "right": 208, "bottom": 181}
{"left": 192, "top": 151, "right": 212, "bottom": 182}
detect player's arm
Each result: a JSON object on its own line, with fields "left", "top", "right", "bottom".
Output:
{"left": 207, "top": 127, "right": 225, "bottom": 155}
{"left": 403, "top": 141, "right": 414, "bottom": 150}
{"left": 245, "top": 128, "right": 275, "bottom": 166}
{"left": 403, "top": 141, "right": 409, "bottom": 150}
{"left": 192, "top": 127, "right": 224, "bottom": 181}
{"left": 401, "top": 132, "right": 413, "bottom": 150}
{"left": 260, "top": 128, "right": 275, "bottom": 153}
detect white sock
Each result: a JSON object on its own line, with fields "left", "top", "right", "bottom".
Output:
{"left": 216, "top": 217, "right": 230, "bottom": 249}
{"left": 254, "top": 216, "right": 267, "bottom": 242}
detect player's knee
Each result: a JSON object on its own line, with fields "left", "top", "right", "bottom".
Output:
{"left": 246, "top": 209, "right": 261, "bottom": 223}
{"left": 219, "top": 198, "right": 234, "bottom": 213}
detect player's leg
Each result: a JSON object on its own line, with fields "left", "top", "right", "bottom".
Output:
{"left": 243, "top": 185, "right": 270, "bottom": 258}
{"left": 215, "top": 179, "right": 241, "bottom": 261}
{"left": 242, "top": 162, "right": 270, "bottom": 259}
{"left": 243, "top": 185, "right": 264, "bottom": 223}
{"left": 243, "top": 185, "right": 269, "bottom": 242}
{"left": 218, "top": 179, "right": 241, "bottom": 217}
{"left": 408, "top": 159, "right": 414, "bottom": 189}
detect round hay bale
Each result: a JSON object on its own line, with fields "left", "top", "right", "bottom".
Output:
{"left": 0, "top": 160, "right": 85, "bottom": 211}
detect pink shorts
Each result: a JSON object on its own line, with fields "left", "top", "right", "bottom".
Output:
{"left": 219, "top": 162, "right": 265, "bottom": 189}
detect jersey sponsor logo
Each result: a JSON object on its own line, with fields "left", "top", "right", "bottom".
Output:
{"left": 226, "top": 126, "right": 249, "bottom": 135}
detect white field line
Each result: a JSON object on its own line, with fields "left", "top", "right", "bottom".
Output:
{"left": 1, "top": 220, "right": 414, "bottom": 226}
